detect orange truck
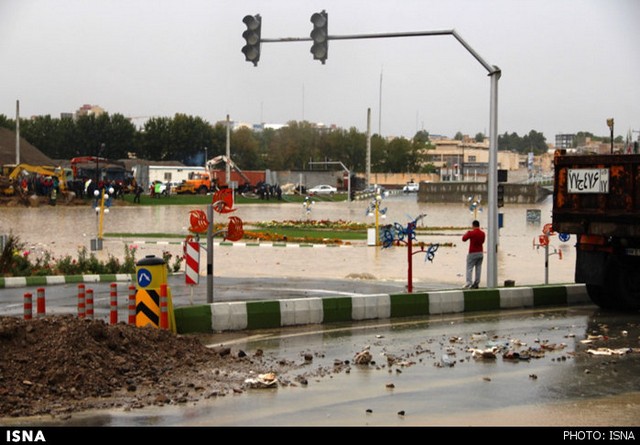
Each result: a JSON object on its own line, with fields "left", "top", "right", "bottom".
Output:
{"left": 174, "top": 171, "right": 213, "bottom": 195}
{"left": 174, "top": 155, "right": 265, "bottom": 194}
{"left": 552, "top": 148, "right": 640, "bottom": 310}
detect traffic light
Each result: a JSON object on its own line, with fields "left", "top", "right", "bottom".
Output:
{"left": 310, "top": 10, "right": 328, "bottom": 64}
{"left": 241, "top": 14, "right": 261, "bottom": 66}
{"left": 497, "top": 183, "right": 505, "bottom": 208}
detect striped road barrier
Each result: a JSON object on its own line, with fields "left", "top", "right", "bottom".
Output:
{"left": 173, "top": 284, "right": 591, "bottom": 334}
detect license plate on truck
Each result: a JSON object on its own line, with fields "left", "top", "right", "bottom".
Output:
{"left": 567, "top": 168, "right": 609, "bottom": 193}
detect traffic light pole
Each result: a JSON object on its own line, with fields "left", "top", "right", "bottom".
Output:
{"left": 254, "top": 26, "right": 501, "bottom": 288}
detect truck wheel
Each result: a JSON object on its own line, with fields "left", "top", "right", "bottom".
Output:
{"left": 608, "top": 255, "right": 640, "bottom": 310}
{"left": 198, "top": 186, "right": 208, "bottom": 195}
{"left": 585, "top": 284, "right": 616, "bottom": 310}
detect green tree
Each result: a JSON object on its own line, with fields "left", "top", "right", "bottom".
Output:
{"left": 413, "top": 130, "right": 430, "bottom": 145}
{"left": 230, "top": 127, "right": 262, "bottom": 170}
{"left": 0, "top": 114, "right": 14, "bottom": 130}
{"left": 138, "top": 116, "right": 171, "bottom": 160}
{"left": 167, "top": 114, "right": 214, "bottom": 164}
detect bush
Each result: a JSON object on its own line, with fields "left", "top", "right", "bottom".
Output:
{"left": 0, "top": 235, "right": 141, "bottom": 277}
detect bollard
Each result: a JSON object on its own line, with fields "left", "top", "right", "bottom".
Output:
{"left": 128, "top": 285, "right": 136, "bottom": 325}
{"left": 86, "top": 289, "right": 94, "bottom": 319}
{"left": 77, "top": 284, "right": 86, "bottom": 319}
{"left": 160, "top": 284, "right": 168, "bottom": 330}
{"left": 23, "top": 292, "right": 32, "bottom": 320}
{"left": 110, "top": 283, "right": 118, "bottom": 325}
{"left": 36, "top": 287, "right": 46, "bottom": 318}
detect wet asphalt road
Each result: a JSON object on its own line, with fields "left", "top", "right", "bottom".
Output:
{"left": 4, "top": 304, "right": 640, "bottom": 428}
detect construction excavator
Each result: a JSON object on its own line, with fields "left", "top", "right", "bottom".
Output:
{"left": 0, "top": 164, "right": 72, "bottom": 200}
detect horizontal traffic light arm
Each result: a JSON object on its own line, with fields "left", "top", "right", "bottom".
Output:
{"left": 258, "top": 29, "right": 498, "bottom": 74}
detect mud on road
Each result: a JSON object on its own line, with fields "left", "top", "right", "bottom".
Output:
{"left": 0, "top": 315, "right": 329, "bottom": 420}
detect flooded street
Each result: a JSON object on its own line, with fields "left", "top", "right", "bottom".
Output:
{"left": 2, "top": 194, "right": 639, "bottom": 428}
{"left": 0, "top": 194, "right": 574, "bottom": 288}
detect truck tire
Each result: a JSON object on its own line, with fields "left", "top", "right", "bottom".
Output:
{"left": 585, "top": 284, "right": 616, "bottom": 310}
{"left": 198, "top": 186, "right": 208, "bottom": 195}
{"left": 607, "top": 255, "right": 640, "bottom": 310}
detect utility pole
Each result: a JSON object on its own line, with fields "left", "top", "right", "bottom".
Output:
{"left": 226, "top": 115, "right": 231, "bottom": 185}
{"left": 15, "top": 100, "right": 20, "bottom": 164}
{"left": 366, "top": 108, "right": 371, "bottom": 187}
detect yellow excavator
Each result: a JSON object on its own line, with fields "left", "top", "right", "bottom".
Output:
{"left": 0, "top": 164, "right": 72, "bottom": 199}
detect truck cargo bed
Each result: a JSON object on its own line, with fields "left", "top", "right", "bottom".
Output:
{"left": 553, "top": 152, "right": 640, "bottom": 237}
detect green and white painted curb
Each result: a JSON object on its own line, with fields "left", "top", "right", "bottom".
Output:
{"left": 125, "top": 240, "right": 353, "bottom": 248}
{"left": 173, "top": 283, "right": 590, "bottom": 334}
{"left": 0, "top": 274, "right": 135, "bottom": 289}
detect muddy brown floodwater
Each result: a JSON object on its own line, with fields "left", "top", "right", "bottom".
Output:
{"left": 0, "top": 194, "right": 574, "bottom": 288}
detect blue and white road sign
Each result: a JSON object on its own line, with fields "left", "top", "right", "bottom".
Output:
{"left": 137, "top": 268, "right": 152, "bottom": 287}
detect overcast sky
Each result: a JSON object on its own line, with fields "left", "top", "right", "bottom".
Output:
{"left": 1, "top": 0, "right": 639, "bottom": 142}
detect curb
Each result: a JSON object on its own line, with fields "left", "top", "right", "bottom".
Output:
{"left": 173, "top": 283, "right": 591, "bottom": 334}
{"left": 124, "top": 240, "right": 354, "bottom": 248}
{"left": 0, "top": 274, "right": 135, "bottom": 289}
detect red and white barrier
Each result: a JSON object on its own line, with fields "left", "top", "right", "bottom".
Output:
{"left": 86, "top": 289, "right": 94, "bottom": 319}
{"left": 23, "top": 293, "right": 32, "bottom": 320}
{"left": 160, "top": 284, "right": 168, "bottom": 330}
{"left": 36, "top": 287, "right": 46, "bottom": 318}
{"left": 77, "top": 284, "right": 86, "bottom": 318}
{"left": 184, "top": 240, "right": 200, "bottom": 285}
{"left": 110, "top": 283, "right": 118, "bottom": 325}
{"left": 128, "top": 285, "right": 136, "bottom": 325}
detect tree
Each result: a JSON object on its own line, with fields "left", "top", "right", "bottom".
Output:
{"left": 230, "top": 127, "right": 262, "bottom": 170}
{"left": 138, "top": 117, "right": 171, "bottom": 160}
{"left": 413, "top": 130, "right": 430, "bottom": 145}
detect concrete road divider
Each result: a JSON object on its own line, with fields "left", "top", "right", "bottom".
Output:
{"left": 174, "top": 283, "right": 590, "bottom": 334}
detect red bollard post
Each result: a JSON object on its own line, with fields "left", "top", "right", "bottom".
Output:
{"left": 86, "top": 289, "right": 94, "bottom": 319}
{"left": 77, "top": 284, "right": 86, "bottom": 319}
{"left": 36, "top": 287, "right": 46, "bottom": 318}
{"left": 23, "top": 292, "right": 32, "bottom": 320}
{"left": 128, "top": 285, "right": 136, "bottom": 325}
{"left": 110, "top": 283, "right": 118, "bottom": 325}
{"left": 160, "top": 284, "right": 168, "bottom": 330}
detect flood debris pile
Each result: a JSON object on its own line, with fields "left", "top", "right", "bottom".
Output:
{"left": 0, "top": 315, "right": 306, "bottom": 419}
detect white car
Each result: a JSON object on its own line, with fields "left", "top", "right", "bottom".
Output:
{"left": 308, "top": 184, "right": 337, "bottom": 195}
{"left": 403, "top": 182, "right": 419, "bottom": 193}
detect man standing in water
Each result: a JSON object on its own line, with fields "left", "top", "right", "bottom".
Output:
{"left": 462, "top": 220, "right": 486, "bottom": 289}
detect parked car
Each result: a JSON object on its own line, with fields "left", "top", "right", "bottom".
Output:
{"left": 308, "top": 184, "right": 337, "bottom": 195}
{"left": 403, "top": 181, "right": 419, "bottom": 193}
{"left": 362, "top": 184, "right": 386, "bottom": 195}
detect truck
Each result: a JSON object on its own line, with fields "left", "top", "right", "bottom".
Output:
{"left": 174, "top": 155, "right": 264, "bottom": 194}
{"left": 552, "top": 149, "right": 640, "bottom": 310}
{"left": 174, "top": 171, "right": 214, "bottom": 195}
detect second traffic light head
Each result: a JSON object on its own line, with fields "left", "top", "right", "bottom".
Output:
{"left": 242, "top": 14, "right": 262, "bottom": 66}
{"left": 310, "top": 10, "right": 328, "bottom": 64}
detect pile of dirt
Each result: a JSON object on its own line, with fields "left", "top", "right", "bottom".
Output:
{"left": 0, "top": 315, "right": 308, "bottom": 419}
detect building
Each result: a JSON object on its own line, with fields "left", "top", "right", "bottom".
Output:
{"left": 555, "top": 134, "right": 575, "bottom": 149}
{"left": 74, "top": 104, "right": 106, "bottom": 119}
{"left": 421, "top": 137, "right": 521, "bottom": 182}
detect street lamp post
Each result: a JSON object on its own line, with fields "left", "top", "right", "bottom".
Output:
{"left": 607, "top": 118, "right": 614, "bottom": 154}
